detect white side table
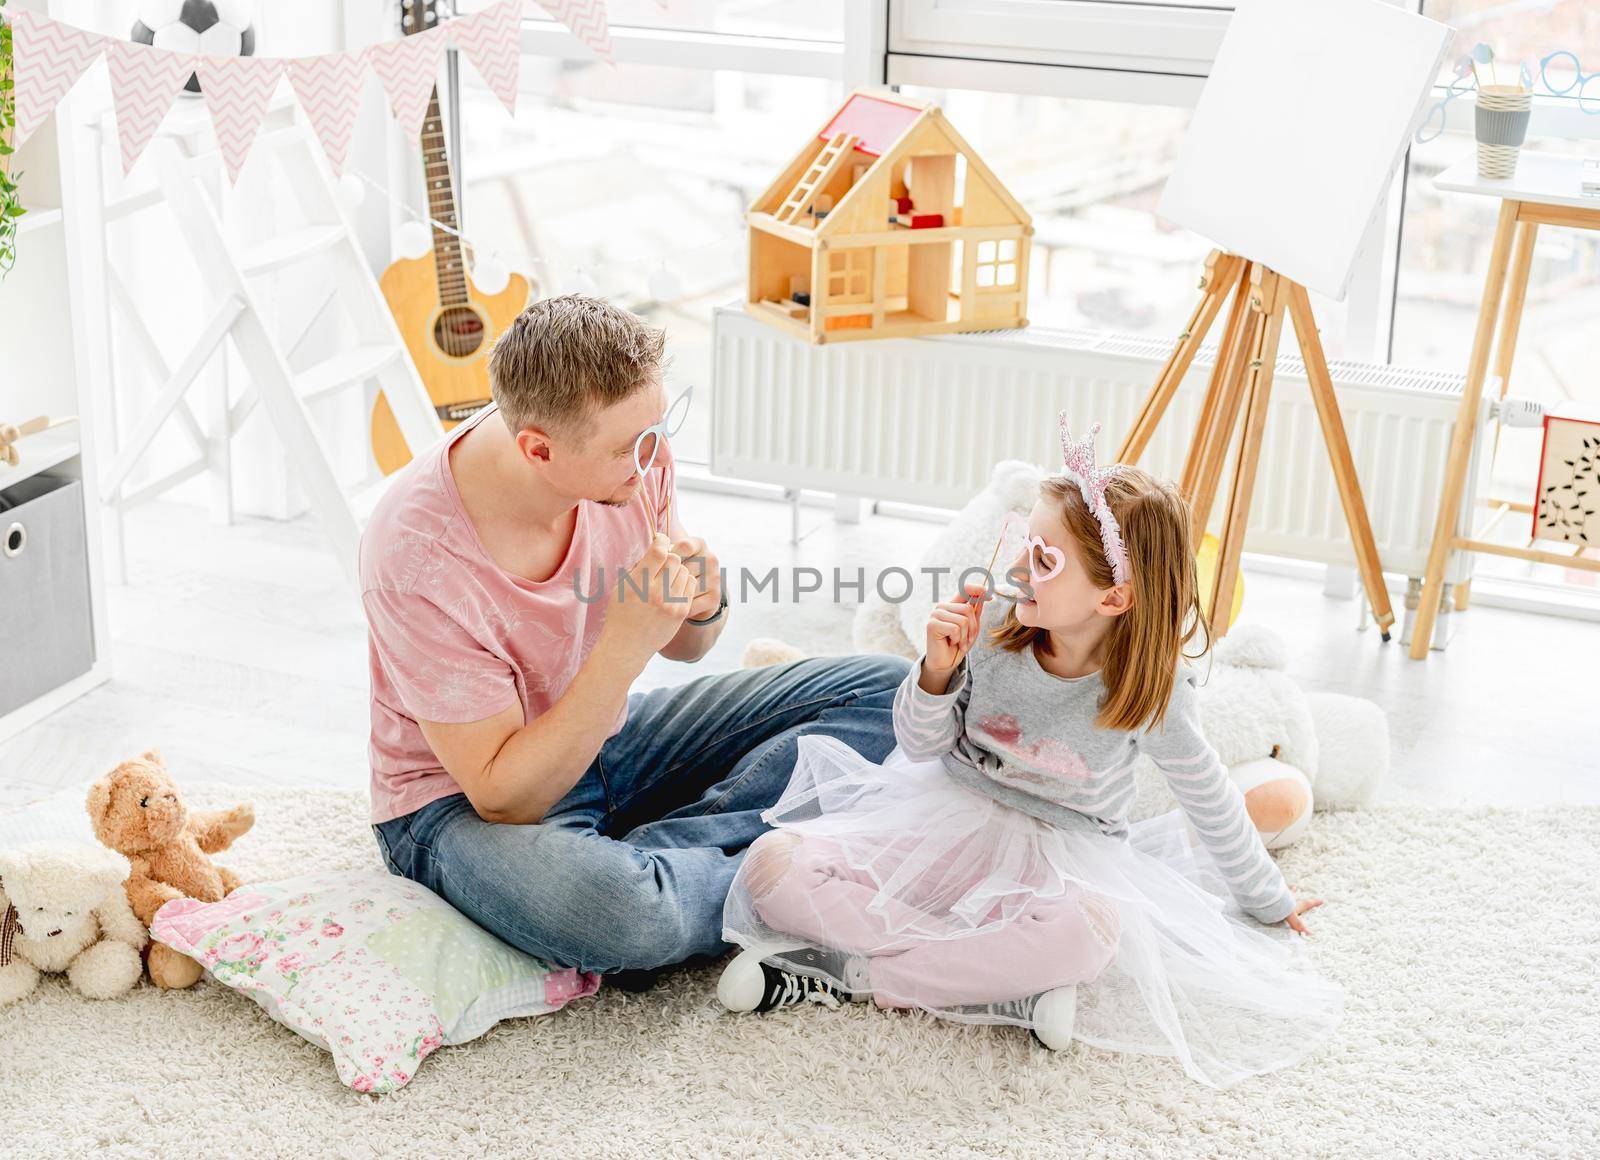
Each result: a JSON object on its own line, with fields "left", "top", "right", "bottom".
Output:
{"left": 1410, "top": 152, "right": 1600, "bottom": 659}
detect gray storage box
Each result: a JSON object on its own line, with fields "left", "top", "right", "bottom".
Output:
{"left": 0, "top": 474, "right": 95, "bottom": 716}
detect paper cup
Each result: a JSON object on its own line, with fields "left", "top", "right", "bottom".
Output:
{"left": 1475, "top": 86, "right": 1532, "bottom": 179}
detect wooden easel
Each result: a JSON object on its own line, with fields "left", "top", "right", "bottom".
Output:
{"left": 1117, "top": 249, "right": 1397, "bottom": 641}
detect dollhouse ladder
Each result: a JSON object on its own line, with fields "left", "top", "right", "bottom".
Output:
{"left": 775, "top": 132, "right": 859, "bottom": 224}
{"left": 94, "top": 115, "right": 445, "bottom": 587}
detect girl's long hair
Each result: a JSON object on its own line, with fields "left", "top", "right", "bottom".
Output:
{"left": 989, "top": 467, "right": 1212, "bottom": 732}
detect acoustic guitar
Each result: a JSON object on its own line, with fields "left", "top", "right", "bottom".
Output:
{"left": 370, "top": 0, "right": 532, "bottom": 475}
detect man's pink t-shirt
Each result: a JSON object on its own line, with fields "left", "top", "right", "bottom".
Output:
{"left": 359, "top": 402, "right": 675, "bottom": 824}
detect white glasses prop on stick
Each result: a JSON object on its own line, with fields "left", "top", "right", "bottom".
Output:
{"left": 632, "top": 384, "right": 694, "bottom": 537}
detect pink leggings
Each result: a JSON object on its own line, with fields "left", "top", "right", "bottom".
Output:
{"left": 747, "top": 831, "right": 1122, "bottom": 1009}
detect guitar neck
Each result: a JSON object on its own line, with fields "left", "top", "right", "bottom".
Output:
{"left": 421, "top": 88, "right": 469, "bottom": 307}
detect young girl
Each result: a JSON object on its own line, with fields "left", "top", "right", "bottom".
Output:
{"left": 717, "top": 419, "right": 1344, "bottom": 1089}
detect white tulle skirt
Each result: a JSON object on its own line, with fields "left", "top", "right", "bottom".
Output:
{"left": 722, "top": 735, "right": 1344, "bottom": 1088}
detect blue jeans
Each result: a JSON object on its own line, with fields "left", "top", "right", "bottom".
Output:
{"left": 372, "top": 653, "right": 910, "bottom": 975}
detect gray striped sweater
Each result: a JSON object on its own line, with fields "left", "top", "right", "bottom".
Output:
{"left": 892, "top": 600, "right": 1296, "bottom": 925}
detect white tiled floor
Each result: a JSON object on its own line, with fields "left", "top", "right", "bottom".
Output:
{"left": 3, "top": 488, "right": 1597, "bottom": 809}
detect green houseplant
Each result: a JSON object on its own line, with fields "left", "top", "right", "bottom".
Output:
{"left": 0, "top": 0, "right": 24, "bottom": 279}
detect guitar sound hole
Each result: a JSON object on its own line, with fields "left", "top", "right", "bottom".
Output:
{"left": 434, "top": 307, "right": 486, "bottom": 359}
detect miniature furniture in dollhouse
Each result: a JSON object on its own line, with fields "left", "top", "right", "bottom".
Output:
{"left": 746, "top": 88, "right": 1032, "bottom": 344}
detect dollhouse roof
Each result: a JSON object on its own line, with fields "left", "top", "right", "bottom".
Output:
{"left": 818, "top": 93, "right": 924, "bottom": 158}
{"left": 823, "top": 98, "right": 1027, "bottom": 237}
{"left": 750, "top": 87, "right": 1030, "bottom": 241}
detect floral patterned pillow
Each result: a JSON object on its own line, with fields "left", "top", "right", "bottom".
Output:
{"left": 152, "top": 871, "right": 599, "bottom": 1093}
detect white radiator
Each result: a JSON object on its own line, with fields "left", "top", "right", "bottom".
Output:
{"left": 710, "top": 304, "right": 1486, "bottom": 581}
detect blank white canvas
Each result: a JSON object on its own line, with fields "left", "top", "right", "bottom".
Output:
{"left": 1157, "top": 0, "right": 1450, "bottom": 301}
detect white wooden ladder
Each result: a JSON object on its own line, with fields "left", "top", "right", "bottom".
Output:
{"left": 775, "top": 132, "right": 858, "bottom": 225}
{"left": 94, "top": 108, "right": 445, "bottom": 587}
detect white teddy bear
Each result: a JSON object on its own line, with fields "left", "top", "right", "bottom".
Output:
{"left": 1147, "top": 621, "right": 1390, "bottom": 848}
{"left": 0, "top": 840, "right": 148, "bottom": 1006}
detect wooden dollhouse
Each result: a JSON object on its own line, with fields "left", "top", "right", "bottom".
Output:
{"left": 747, "top": 88, "right": 1032, "bottom": 344}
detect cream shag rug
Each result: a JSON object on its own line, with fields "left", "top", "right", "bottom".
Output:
{"left": 0, "top": 784, "right": 1594, "bottom": 1159}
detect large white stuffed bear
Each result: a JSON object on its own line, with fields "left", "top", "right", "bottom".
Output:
{"left": 846, "top": 459, "right": 1391, "bottom": 847}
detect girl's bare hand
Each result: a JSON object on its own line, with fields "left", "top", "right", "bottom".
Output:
{"left": 924, "top": 584, "right": 988, "bottom": 672}
{"left": 1284, "top": 884, "right": 1323, "bottom": 936}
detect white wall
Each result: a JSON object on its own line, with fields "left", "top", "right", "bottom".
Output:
{"left": 1, "top": 118, "right": 73, "bottom": 426}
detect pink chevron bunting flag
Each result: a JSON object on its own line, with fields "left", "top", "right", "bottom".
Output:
{"left": 196, "top": 55, "right": 286, "bottom": 184}
{"left": 6, "top": 3, "right": 615, "bottom": 176}
{"left": 285, "top": 50, "right": 368, "bottom": 176}
{"left": 367, "top": 25, "right": 449, "bottom": 142}
{"left": 449, "top": 0, "right": 523, "bottom": 113}
{"left": 8, "top": 9, "right": 106, "bottom": 146}
{"left": 105, "top": 40, "right": 198, "bottom": 175}
{"left": 537, "top": 0, "right": 614, "bottom": 63}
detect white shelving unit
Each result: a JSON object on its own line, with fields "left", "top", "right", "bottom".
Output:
{"left": 3, "top": 424, "right": 80, "bottom": 486}
{"left": 0, "top": 0, "right": 115, "bottom": 744}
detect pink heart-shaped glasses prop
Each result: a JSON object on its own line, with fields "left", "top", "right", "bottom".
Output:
{"left": 1000, "top": 512, "right": 1065, "bottom": 585}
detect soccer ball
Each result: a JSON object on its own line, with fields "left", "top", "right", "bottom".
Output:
{"left": 130, "top": 1, "right": 258, "bottom": 95}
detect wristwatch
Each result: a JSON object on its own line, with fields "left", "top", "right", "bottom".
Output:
{"left": 686, "top": 589, "right": 729, "bottom": 626}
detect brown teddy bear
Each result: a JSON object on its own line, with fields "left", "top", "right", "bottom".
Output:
{"left": 86, "top": 750, "right": 254, "bottom": 990}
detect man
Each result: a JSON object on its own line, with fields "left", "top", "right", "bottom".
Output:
{"left": 360, "top": 294, "right": 909, "bottom": 990}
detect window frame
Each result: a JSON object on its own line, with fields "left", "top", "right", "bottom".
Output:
{"left": 974, "top": 238, "right": 1020, "bottom": 291}
{"left": 514, "top": 21, "right": 847, "bottom": 77}
{"left": 890, "top": 0, "right": 1229, "bottom": 78}
{"left": 827, "top": 249, "right": 875, "bottom": 302}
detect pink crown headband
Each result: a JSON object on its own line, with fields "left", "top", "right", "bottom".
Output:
{"left": 1058, "top": 415, "right": 1130, "bottom": 586}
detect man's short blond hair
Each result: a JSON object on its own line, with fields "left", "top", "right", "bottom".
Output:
{"left": 487, "top": 294, "right": 666, "bottom": 437}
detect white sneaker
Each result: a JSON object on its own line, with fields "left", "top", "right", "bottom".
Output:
{"left": 965, "top": 984, "right": 1078, "bottom": 1050}
{"left": 717, "top": 947, "right": 854, "bottom": 1014}
{"left": 716, "top": 949, "right": 773, "bottom": 1012}
{"left": 1029, "top": 985, "right": 1078, "bottom": 1050}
